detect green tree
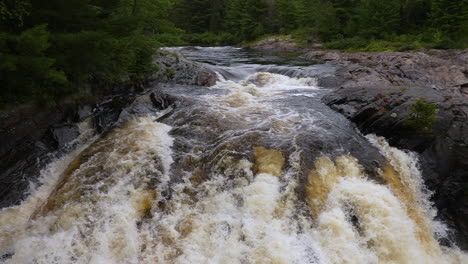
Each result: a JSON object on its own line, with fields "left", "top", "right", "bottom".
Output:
{"left": 0, "top": 25, "right": 67, "bottom": 105}
{"left": 0, "top": 0, "right": 31, "bottom": 31}
{"left": 276, "top": 0, "right": 300, "bottom": 32}
{"left": 400, "top": 0, "right": 432, "bottom": 32}
{"left": 317, "top": 1, "right": 341, "bottom": 41}
{"left": 431, "top": 0, "right": 468, "bottom": 46}
{"left": 1, "top": 0, "right": 177, "bottom": 106}
{"left": 359, "top": 0, "right": 401, "bottom": 38}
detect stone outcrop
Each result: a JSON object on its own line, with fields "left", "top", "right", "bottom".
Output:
{"left": 246, "top": 36, "right": 303, "bottom": 51}
{"left": 307, "top": 48, "right": 468, "bottom": 250}
{"left": 323, "top": 85, "right": 468, "bottom": 250}
{"left": 303, "top": 49, "right": 468, "bottom": 96}
{"left": 152, "top": 50, "right": 218, "bottom": 86}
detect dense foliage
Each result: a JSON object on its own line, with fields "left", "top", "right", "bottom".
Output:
{"left": 170, "top": 0, "right": 468, "bottom": 47}
{"left": 0, "top": 0, "right": 179, "bottom": 106}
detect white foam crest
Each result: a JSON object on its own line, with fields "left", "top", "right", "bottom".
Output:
{"left": 366, "top": 134, "right": 446, "bottom": 239}
{"left": 201, "top": 72, "right": 319, "bottom": 137}
{"left": 367, "top": 135, "right": 433, "bottom": 210}
{"left": 317, "top": 175, "right": 468, "bottom": 264}
{"left": 243, "top": 72, "right": 318, "bottom": 89}
{"left": 1, "top": 116, "right": 174, "bottom": 264}
{"left": 210, "top": 72, "right": 318, "bottom": 97}
{"left": 140, "top": 159, "right": 322, "bottom": 264}
{"left": 0, "top": 118, "right": 97, "bottom": 255}
{"left": 316, "top": 177, "right": 431, "bottom": 263}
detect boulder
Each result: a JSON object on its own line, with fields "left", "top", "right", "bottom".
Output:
{"left": 152, "top": 50, "right": 218, "bottom": 86}
{"left": 247, "top": 36, "right": 302, "bottom": 51}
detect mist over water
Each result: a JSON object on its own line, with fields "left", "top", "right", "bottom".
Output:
{"left": 0, "top": 47, "right": 466, "bottom": 263}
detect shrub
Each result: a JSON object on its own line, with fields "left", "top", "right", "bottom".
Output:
{"left": 324, "top": 37, "right": 368, "bottom": 50}
{"left": 182, "top": 32, "right": 237, "bottom": 46}
{"left": 404, "top": 98, "right": 438, "bottom": 134}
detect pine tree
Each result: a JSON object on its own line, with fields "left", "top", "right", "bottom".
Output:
{"left": 276, "top": 0, "right": 300, "bottom": 32}
{"left": 316, "top": 1, "right": 341, "bottom": 41}
{"left": 431, "top": 0, "right": 468, "bottom": 44}
{"left": 359, "top": 0, "right": 401, "bottom": 38}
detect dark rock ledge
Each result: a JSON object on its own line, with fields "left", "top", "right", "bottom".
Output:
{"left": 323, "top": 85, "right": 468, "bottom": 250}
{"left": 0, "top": 51, "right": 217, "bottom": 209}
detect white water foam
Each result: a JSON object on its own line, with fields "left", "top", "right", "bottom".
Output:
{"left": 1, "top": 73, "right": 467, "bottom": 264}
{"left": 0, "top": 117, "right": 174, "bottom": 264}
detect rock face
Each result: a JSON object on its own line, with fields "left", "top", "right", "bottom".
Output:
{"left": 304, "top": 50, "right": 468, "bottom": 96}
{"left": 247, "top": 36, "right": 303, "bottom": 51}
{"left": 0, "top": 96, "right": 131, "bottom": 208}
{"left": 152, "top": 50, "right": 218, "bottom": 86}
{"left": 314, "top": 49, "right": 468, "bottom": 250}
{"left": 323, "top": 85, "right": 468, "bottom": 250}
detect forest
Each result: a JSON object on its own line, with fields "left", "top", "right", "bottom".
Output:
{"left": 1, "top": 0, "right": 467, "bottom": 106}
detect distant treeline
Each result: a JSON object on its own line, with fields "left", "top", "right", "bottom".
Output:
{"left": 169, "top": 0, "right": 467, "bottom": 48}
{"left": 1, "top": 0, "right": 467, "bottom": 107}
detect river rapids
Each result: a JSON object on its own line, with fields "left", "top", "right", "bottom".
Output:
{"left": 0, "top": 47, "right": 466, "bottom": 264}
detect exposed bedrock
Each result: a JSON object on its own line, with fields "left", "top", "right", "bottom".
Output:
{"left": 323, "top": 85, "right": 468, "bottom": 249}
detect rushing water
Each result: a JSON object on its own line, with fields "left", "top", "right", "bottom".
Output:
{"left": 0, "top": 47, "right": 467, "bottom": 263}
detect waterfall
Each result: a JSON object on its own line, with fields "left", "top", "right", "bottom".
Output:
{"left": 0, "top": 69, "right": 466, "bottom": 264}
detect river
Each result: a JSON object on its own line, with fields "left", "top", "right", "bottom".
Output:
{"left": 0, "top": 47, "right": 466, "bottom": 263}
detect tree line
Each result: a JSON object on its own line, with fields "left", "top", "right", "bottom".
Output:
{"left": 0, "top": 0, "right": 179, "bottom": 106}
{"left": 170, "top": 0, "right": 467, "bottom": 48}
{"left": 1, "top": 0, "right": 467, "bottom": 107}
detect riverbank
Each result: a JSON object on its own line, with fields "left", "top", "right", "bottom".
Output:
{"left": 0, "top": 50, "right": 218, "bottom": 208}
{"left": 249, "top": 36, "right": 468, "bottom": 92}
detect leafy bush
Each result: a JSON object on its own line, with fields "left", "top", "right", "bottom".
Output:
{"left": 365, "top": 40, "right": 398, "bottom": 52}
{"left": 324, "top": 37, "right": 430, "bottom": 52}
{"left": 404, "top": 98, "right": 438, "bottom": 134}
{"left": 183, "top": 32, "right": 237, "bottom": 46}
{"left": 324, "top": 37, "right": 368, "bottom": 50}
{"left": 155, "top": 33, "right": 188, "bottom": 46}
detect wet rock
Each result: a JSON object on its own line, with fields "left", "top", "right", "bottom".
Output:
{"left": 304, "top": 49, "right": 468, "bottom": 94}
{"left": 0, "top": 105, "right": 65, "bottom": 159}
{"left": 180, "top": 46, "right": 201, "bottom": 52}
{"left": 0, "top": 89, "right": 180, "bottom": 209}
{"left": 93, "top": 95, "right": 136, "bottom": 133}
{"left": 0, "top": 140, "right": 52, "bottom": 208}
{"left": 0, "top": 105, "right": 68, "bottom": 207}
{"left": 0, "top": 252, "right": 13, "bottom": 261}
{"left": 76, "top": 105, "right": 93, "bottom": 121}
{"left": 323, "top": 85, "right": 468, "bottom": 250}
{"left": 150, "top": 92, "right": 176, "bottom": 110}
{"left": 48, "top": 124, "right": 81, "bottom": 149}
{"left": 247, "top": 36, "right": 302, "bottom": 51}
{"left": 152, "top": 50, "right": 218, "bottom": 86}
